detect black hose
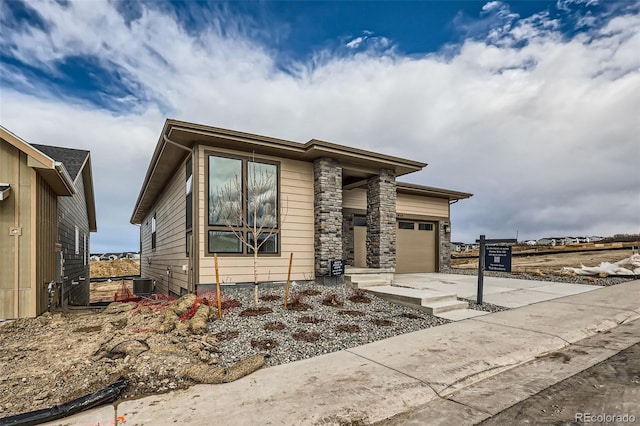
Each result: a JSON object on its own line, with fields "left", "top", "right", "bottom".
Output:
{"left": 0, "top": 376, "right": 128, "bottom": 426}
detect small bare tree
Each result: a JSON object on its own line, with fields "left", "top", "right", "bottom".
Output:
{"left": 210, "top": 154, "right": 285, "bottom": 307}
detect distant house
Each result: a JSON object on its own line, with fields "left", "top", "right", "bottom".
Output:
{"left": 0, "top": 127, "right": 96, "bottom": 319}
{"left": 451, "top": 242, "right": 465, "bottom": 252}
{"left": 130, "top": 120, "right": 472, "bottom": 296}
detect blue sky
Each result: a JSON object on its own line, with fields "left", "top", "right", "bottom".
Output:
{"left": 1, "top": 0, "right": 639, "bottom": 252}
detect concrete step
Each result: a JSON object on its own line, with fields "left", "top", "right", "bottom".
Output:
{"left": 345, "top": 269, "right": 393, "bottom": 288}
{"left": 345, "top": 267, "right": 394, "bottom": 274}
{"left": 348, "top": 275, "right": 391, "bottom": 288}
{"left": 363, "top": 286, "right": 458, "bottom": 311}
{"left": 423, "top": 299, "right": 469, "bottom": 315}
{"left": 434, "top": 309, "right": 490, "bottom": 322}
{"left": 350, "top": 280, "right": 390, "bottom": 289}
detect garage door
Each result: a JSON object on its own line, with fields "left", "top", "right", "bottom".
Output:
{"left": 396, "top": 221, "right": 437, "bottom": 273}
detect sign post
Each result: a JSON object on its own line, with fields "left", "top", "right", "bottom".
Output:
{"left": 477, "top": 235, "right": 486, "bottom": 304}
{"left": 476, "top": 236, "right": 516, "bottom": 305}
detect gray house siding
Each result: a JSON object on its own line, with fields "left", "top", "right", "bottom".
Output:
{"left": 58, "top": 171, "right": 90, "bottom": 305}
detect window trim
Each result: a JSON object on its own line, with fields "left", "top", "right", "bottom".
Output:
{"left": 205, "top": 151, "right": 281, "bottom": 256}
{"left": 75, "top": 226, "right": 79, "bottom": 254}
{"left": 151, "top": 213, "right": 157, "bottom": 251}
{"left": 185, "top": 156, "right": 193, "bottom": 255}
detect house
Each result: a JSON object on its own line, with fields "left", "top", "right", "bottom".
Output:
{"left": 130, "top": 120, "right": 472, "bottom": 296}
{"left": 0, "top": 127, "right": 96, "bottom": 318}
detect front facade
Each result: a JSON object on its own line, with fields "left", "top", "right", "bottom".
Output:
{"left": 0, "top": 127, "right": 96, "bottom": 318}
{"left": 131, "top": 120, "right": 471, "bottom": 296}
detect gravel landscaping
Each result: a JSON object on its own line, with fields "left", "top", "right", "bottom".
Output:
{"left": 458, "top": 298, "right": 510, "bottom": 313}
{"left": 208, "top": 282, "right": 450, "bottom": 368}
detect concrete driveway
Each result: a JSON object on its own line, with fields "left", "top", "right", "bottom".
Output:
{"left": 392, "top": 273, "right": 600, "bottom": 308}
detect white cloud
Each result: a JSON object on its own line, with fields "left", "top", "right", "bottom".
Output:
{"left": 1, "top": 0, "right": 638, "bottom": 249}
{"left": 346, "top": 36, "right": 364, "bottom": 49}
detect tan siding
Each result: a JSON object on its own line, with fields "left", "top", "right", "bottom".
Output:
{"left": 397, "top": 193, "right": 449, "bottom": 218}
{"left": 198, "top": 146, "right": 315, "bottom": 284}
{"left": 343, "top": 188, "right": 449, "bottom": 219}
{"left": 343, "top": 188, "right": 367, "bottom": 210}
{"left": 140, "top": 158, "right": 189, "bottom": 295}
{"left": 35, "top": 173, "right": 57, "bottom": 315}
{"left": 0, "top": 142, "right": 45, "bottom": 318}
{"left": 0, "top": 141, "right": 18, "bottom": 318}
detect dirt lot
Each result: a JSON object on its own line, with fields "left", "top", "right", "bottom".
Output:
{"left": 451, "top": 248, "right": 636, "bottom": 275}
{"left": 91, "top": 259, "right": 140, "bottom": 278}
{"left": 0, "top": 249, "right": 636, "bottom": 421}
{"left": 0, "top": 295, "right": 260, "bottom": 420}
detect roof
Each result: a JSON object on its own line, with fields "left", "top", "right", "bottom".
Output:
{"left": 396, "top": 182, "right": 473, "bottom": 201}
{"left": 32, "top": 144, "right": 90, "bottom": 181}
{"left": 0, "top": 126, "right": 75, "bottom": 196}
{"left": 0, "top": 128, "right": 97, "bottom": 232}
{"left": 132, "top": 119, "right": 429, "bottom": 224}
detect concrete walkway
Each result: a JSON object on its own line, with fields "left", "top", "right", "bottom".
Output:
{"left": 45, "top": 279, "right": 639, "bottom": 426}
{"left": 393, "top": 273, "right": 600, "bottom": 308}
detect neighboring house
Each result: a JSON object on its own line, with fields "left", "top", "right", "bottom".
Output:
{"left": 0, "top": 127, "right": 96, "bottom": 318}
{"left": 130, "top": 120, "right": 472, "bottom": 296}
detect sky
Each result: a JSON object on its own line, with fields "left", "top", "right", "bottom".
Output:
{"left": 1, "top": 0, "right": 639, "bottom": 252}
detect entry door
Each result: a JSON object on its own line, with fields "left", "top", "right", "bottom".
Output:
{"left": 396, "top": 221, "right": 437, "bottom": 273}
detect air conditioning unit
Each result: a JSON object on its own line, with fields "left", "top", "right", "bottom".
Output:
{"left": 133, "top": 278, "right": 153, "bottom": 295}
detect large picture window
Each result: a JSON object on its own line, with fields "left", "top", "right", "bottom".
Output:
{"left": 207, "top": 154, "right": 280, "bottom": 255}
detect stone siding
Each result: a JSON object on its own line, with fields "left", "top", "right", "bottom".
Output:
{"left": 366, "top": 169, "right": 396, "bottom": 269}
{"left": 342, "top": 211, "right": 355, "bottom": 266}
{"left": 313, "top": 158, "right": 342, "bottom": 277}
{"left": 439, "top": 221, "right": 451, "bottom": 271}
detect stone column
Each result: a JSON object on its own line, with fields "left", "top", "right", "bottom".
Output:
{"left": 342, "top": 211, "right": 354, "bottom": 266}
{"left": 366, "top": 169, "right": 396, "bottom": 269}
{"left": 314, "top": 158, "right": 342, "bottom": 280}
{"left": 439, "top": 221, "right": 452, "bottom": 271}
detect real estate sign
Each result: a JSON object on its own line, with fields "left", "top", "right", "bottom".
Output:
{"left": 329, "top": 259, "right": 345, "bottom": 277}
{"left": 484, "top": 246, "right": 512, "bottom": 272}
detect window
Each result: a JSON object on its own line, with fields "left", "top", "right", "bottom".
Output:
{"left": 354, "top": 217, "right": 367, "bottom": 227}
{"left": 186, "top": 157, "right": 193, "bottom": 230}
{"left": 151, "top": 214, "right": 157, "bottom": 250}
{"left": 208, "top": 230, "right": 242, "bottom": 253}
{"left": 75, "top": 226, "right": 79, "bottom": 254}
{"left": 419, "top": 223, "right": 434, "bottom": 231}
{"left": 209, "top": 156, "right": 242, "bottom": 226}
{"left": 186, "top": 231, "right": 192, "bottom": 257}
{"left": 83, "top": 234, "right": 87, "bottom": 265}
{"left": 207, "top": 154, "right": 280, "bottom": 255}
{"left": 399, "top": 221, "right": 415, "bottom": 230}
{"left": 186, "top": 157, "right": 193, "bottom": 255}
{"left": 248, "top": 232, "right": 278, "bottom": 254}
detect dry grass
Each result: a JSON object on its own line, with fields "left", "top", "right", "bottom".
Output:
{"left": 91, "top": 259, "right": 140, "bottom": 278}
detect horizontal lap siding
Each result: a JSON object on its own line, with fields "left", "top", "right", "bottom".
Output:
{"left": 344, "top": 188, "right": 449, "bottom": 219}
{"left": 58, "top": 173, "right": 90, "bottom": 305}
{"left": 140, "top": 159, "right": 189, "bottom": 295}
{"left": 397, "top": 194, "right": 449, "bottom": 218}
{"left": 198, "top": 146, "right": 314, "bottom": 284}
{"left": 342, "top": 188, "right": 367, "bottom": 211}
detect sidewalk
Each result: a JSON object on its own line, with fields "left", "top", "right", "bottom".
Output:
{"left": 46, "top": 279, "right": 640, "bottom": 426}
